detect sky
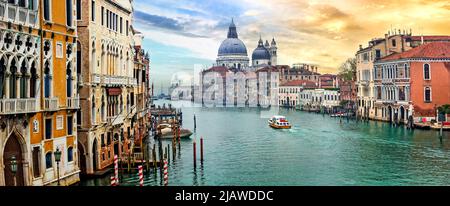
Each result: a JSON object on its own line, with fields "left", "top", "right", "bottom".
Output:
{"left": 132, "top": 0, "right": 450, "bottom": 93}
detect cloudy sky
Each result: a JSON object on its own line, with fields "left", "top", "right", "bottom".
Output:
{"left": 133, "top": 0, "right": 450, "bottom": 93}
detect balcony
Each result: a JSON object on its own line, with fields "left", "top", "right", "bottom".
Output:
{"left": 107, "top": 115, "right": 124, "bottom": 126}
{"left": 92, "top": 73, "right": 101, "bottom": 84}
{"left": 104, "top": 75, "right": 127, "bottom": 86}
{"left": 0, "top": 98, "right": 39, "bottom": 115}
{"left": 1, "top": 3, "right": 38, "bottom": 27}
{"left": 67, "top": 96, "right": 80, "bottom": 109}
{"left": 44, "top": 98, "right": 59, "bottom": 111}
{"left": 128, "top": 78, "right": 137, "bottom": 86}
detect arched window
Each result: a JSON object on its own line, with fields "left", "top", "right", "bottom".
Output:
{"left": 20, "top": 60, "right": 27, "bottom": 98}
{"left": 0, "top": 57, "right": 6, "bottom": 98}
{"left": 101, "top": 95, "right": 105, "bottom": 122}
{"left": 67, "top": 147, "right": 73, "bottom": 162}
{"left": 404, "top": 63, "right": 409, "bottom": 78}
{"left": 424, "top": 87, "right": 431, "bottom": 102}
{"left": 77, "top": 41, "right": 82, "bottom": 76}
{"left": 45, "top": 152, "right": 53, "bottom": 169}
{"left": 44, "top": 60, "right": 51, "bottom": 98}
{"left": 423, "top": 64, "right": 430, "bottom": 80}
{"left": 101, "top": 45, "right": 105, "bottom": 74}
{"left": 66, "top": 62, "right": 72, "bottom": 97}
{"left": 30, "top": 62, "right": 37, "bottom": 98}
{"left": 91, "top": 95, "right": 96, "bottom": 124}
{"left": 10, "top": 58, "right": 18, "bottom": 98}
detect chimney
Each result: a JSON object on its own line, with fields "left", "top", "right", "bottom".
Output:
{"left": 421, "top": 35, "right": 424, "bottom": 45}
{"left": 359, "top": 44, "right": 362, "bottom": 50}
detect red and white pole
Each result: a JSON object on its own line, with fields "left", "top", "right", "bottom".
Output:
{"left": 110, "top": 176, "right": 116, "bottom": 186}
{"left": 163, "top": 159, "right": 168, "bottom": 186}
{"left": 114, "top": 155, "right": 119, "bottom": 185}
{"left": 138, "top": 165, "right": 144, "bottom": 186}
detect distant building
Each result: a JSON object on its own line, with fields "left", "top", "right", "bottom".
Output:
{"left": 373, "top": 42, "right": 450, "bottom": 123}
{"left": 278, "top": 80, "right": 317, "bottom": 108}
{"left": 319, "top": 74, "right": 339, "bottom": 89}
{"left": 299, "top": 89, "right": 340, "bottom": 111}
{"left": 279, "top": 64, "right": 321, "bottom": 85}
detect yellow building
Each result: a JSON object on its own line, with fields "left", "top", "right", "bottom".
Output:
{"left": 0, "top": 0, "right": 80, "bottom": 186}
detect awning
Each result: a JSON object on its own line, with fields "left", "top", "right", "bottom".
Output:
{"left": 107, "top": 88, "right": 122, "bottom": 96}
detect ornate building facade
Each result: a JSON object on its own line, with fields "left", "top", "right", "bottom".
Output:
{"left": 77, "top": 0, "right": 135, "bottom": 175}
{"left": 0, "top": 0, "right": 80, "bottom": 186}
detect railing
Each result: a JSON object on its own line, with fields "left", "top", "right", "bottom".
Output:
{"left": 129, "top": 78, "right": 137, "bottom": 86}
{"left": 67, "top": 96, "right": 80, "bottom": 109}
{"left": 92, "top": 73, "right": 101, "bottom": 84}
{"left": 44, "top": 98, "right": 59, "bottom": 111}
{"left": 107, "top": 115, "right": 124, "bottom": 126}
{"left": 104, "top": 75, "right": 127, "bottom": 86}
{"left": 0, "top": 98, "right": 38, "bottom": 115}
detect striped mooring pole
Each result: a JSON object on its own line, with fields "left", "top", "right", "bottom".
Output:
{"left": 138, "top": 165, "right": 144, "bottom": 186}
{"left": 163, "top": 159, "right": 168, "bottom": 186}
{"left": 110, "top": 176, "right": 116, "bottom": 186}
{"left": 114, "top": 155, "right": 119, "bottom": 185}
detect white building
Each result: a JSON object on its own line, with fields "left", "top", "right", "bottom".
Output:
{"left": 278, "top": 80, "right": 317, "bottom": 107}
{"left": 299, "top": 89, "right": 340, "bottom": 110}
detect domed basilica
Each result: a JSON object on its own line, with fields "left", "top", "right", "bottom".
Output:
{"left": 216, "top": 19, "right": 277, "bottom": 71}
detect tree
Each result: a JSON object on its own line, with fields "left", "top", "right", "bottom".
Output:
{"left": 438, "top": 104, "right": 450, "bottom": 121}
{"left": 338, "top": 58, "right": 357, "bottom": 81}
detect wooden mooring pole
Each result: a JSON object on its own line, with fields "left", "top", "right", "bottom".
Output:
{"left": 200, "top": 137, "right": 204, "bottom": 163}
{"left": 193, "top": 139, "right": 197, "bottom": 169}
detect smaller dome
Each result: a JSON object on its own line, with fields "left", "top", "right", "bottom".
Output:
{"left": 252, "top": 37, "right": 271, "bottom": 60}
{"left": 252, "top": 46, "right": 271, "bottom": 60}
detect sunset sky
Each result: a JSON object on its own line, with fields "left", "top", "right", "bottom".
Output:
{"left": 133, "top": 0, "right": 450, "bottom": 92}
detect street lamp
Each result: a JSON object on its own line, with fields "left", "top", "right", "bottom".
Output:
{"left": 10, "top": 155, "right": 17, "bottom": 186}
{"left": 54, "top": 147, "right": 62, "bottom": 186}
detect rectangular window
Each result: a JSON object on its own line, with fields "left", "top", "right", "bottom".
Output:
{"left": 77, "top": 111, "right": 81, "bottom": 126}
{"left": 120, "top": 17, "right": 123, "bottom": 33}
{"left": 45, "top": 152, "right": 53, "bottom": 169}
{"left": 32, "top": 147, "right": 41, "bottom": 178}
{"left": 67, "top": 116, "right": 73, "bottom": 135}
{"left": 91, "top": 0, "right": 95, "bottom": 21}
{"left": 28, "top": 0, "right": 35, "bottom": 10}
{"left": 43, "top": 0, "right": 51, "bottom": 21}
{"left": 424, "top": 87, "right": 431, "bottom": 102}
{"left": 66, "top": 0, "right": 73, "bottom": 27}
{"left": 45, "top": 118, "right": 52, "bottom": 139}
{"left": 56, "top": 115, "right": 64, "bottom": 130}
{"left": 56, "top": 42, "right": 63, "bottom": 58}
{"left": 76, "top": 0, "right": 81, "bottom": 20}
{"left": 101, "top": 6, "right": 104, "bottom": 25}
{"left": 106, "top": 9, "right": 109, "bottom": 28}
{"left": 18, "top": 0, "right": 26, "bottom": 7}
{"left": 375, "top": 49, "right": 381, "bottom": 60}
{"left": 126, "top": 20, "right": 129, "bottom": 36}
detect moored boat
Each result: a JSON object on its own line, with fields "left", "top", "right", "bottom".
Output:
{"left": 268, "top": 115, "right": 292, "bottom": 129}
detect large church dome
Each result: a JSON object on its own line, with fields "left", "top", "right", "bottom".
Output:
{"left": 217, "top": 19, "right": 248, "bottom": 56}
{"left": 218, "top": 38, "right": 248, "bottom": 56}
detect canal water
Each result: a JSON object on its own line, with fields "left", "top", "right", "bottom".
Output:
{"left": 81, "top": 100, "right": 450, "bottom": 186}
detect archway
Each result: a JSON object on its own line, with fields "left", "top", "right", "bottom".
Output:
{"left": 400, "top": 106, "right": 405, "bottom": 123}
{"left": 92, "top": 138, "right": 98, "bottom": 172}
{"left": 3, "top": 133, "right": 25, "bottom": 186}
{"left": 77, "top": 142, "right": 86, "bottom": 175}
{"left": 387, "top": 106, "right": 393, "bottom": 122}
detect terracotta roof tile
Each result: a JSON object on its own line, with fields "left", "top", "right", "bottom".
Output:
{"left": 379, "top": 42, "right": 450, "bottom": 62}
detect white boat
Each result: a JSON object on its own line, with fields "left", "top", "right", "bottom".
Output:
{"left": 268, "top": 115, "right": 292, "bottom": 129}
{"left": 157, "top": 124, "right": 193, "bottom": 139}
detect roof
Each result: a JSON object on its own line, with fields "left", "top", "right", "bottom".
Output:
{"left": 256, "top": 66, "right": 279, "bottom": 72}
{"left": 409, "top": 36, "right": 450, "bottom": 42}
{"left": 280, "top": 80, "right": 317, "bottom": 88}
{"left": 379, "top": 42, "right": 450, "bottom": 62}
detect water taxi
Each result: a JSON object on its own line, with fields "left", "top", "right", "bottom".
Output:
{"left": 268, "top": 116, "right": 292, "bottom": 129}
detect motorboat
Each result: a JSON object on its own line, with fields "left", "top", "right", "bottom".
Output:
{"left": 157, "top": 123, "right": 193, "bottom": 139}
{"left": 268, "top": 115, "right": 292, "bottom": 129}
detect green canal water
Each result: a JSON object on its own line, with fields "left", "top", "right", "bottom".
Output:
{"left": 80, "top": 100, "right": 450, "bottom": 186}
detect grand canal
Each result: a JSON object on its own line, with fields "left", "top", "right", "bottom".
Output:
{"left": 80, "top": 100, "right": 450, "bottom": 186}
